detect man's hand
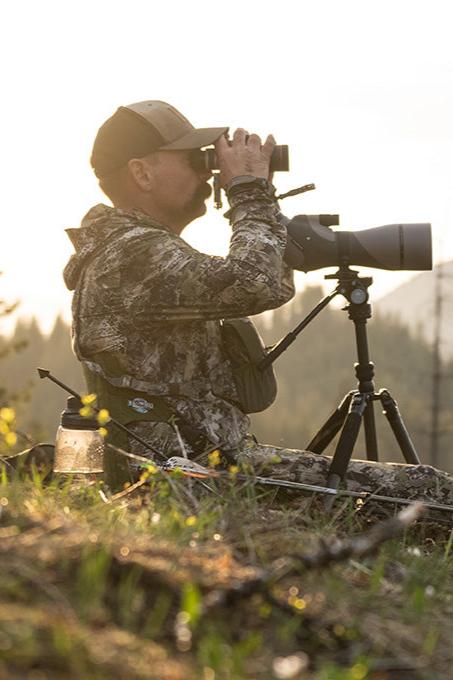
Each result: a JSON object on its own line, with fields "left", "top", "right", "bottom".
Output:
{"left": 215, "top": 128, "right": 276, "bottom": 188}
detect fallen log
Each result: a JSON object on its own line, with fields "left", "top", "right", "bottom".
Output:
{"left": 235, "top": 443, "right": 453, "bottom": 510}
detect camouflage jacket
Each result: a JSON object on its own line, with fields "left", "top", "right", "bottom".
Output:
{"left": 63, "top": 181, "right": 295, "bottom": 456}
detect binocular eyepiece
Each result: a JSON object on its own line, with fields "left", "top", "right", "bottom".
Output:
{"left": 190, "top": 144, "right": 289, "bottom": 172}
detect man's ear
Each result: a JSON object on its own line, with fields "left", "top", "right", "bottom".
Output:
{"left": 127, "top": 157, "right": 155, "bottom": 191}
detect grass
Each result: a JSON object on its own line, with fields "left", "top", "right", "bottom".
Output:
{"left": 0, "top": 460, "right": 452, "bottom": 680}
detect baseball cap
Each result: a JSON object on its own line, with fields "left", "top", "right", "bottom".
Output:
{"left": 91, "top": 100, "right": 228, "bottom": 178}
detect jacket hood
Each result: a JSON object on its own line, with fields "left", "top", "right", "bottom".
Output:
{"left": 63, "top": 204, "right": 165, "bottom": 290}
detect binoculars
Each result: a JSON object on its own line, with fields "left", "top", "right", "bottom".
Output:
{"left": 190, "top": 144, "right": 289, "bottom": 172}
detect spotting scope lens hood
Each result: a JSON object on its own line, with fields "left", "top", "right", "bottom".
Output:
{"left": 283, "top": 214, "right": 432, "bottom": 272}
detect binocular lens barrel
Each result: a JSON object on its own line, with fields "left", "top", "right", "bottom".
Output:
{"left": 190, "top": 145, "right": 289, "bottom": 172}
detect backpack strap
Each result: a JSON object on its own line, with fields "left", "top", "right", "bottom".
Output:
{"left": 83, "top": 363, "right": 214, "bottom": 458}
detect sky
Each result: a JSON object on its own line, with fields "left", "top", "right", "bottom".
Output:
{"left": 1, "top": 0, "right": 453, "bottom": 334}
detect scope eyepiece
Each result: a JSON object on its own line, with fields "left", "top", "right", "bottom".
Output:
{"left": 190, "top": 145, "right": 289, "bottom": 173}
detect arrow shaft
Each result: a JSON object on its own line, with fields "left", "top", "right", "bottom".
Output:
{"left": 236, "top": 473, "right": 453, "bottom": 513}
{"left": 118, "top": 450, "right": 453, "bottom": 514}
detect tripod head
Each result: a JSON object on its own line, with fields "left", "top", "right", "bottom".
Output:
{"left": 326, "top": 266, "right": 372, "bottom": 305}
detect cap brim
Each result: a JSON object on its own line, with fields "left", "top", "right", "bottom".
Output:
{"left": 159, "top": 127, "right": 229, "bottom": 150}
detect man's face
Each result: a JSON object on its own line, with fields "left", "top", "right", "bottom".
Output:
{"left": 147, "top": 149, "right": 212, "bottom": 230}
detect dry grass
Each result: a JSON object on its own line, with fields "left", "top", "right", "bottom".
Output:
{"left": 0, "top": 465, "right": 452, "bottom": 679}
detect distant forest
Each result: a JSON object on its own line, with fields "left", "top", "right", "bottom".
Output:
{"left": 2, "top": 287, "right": 453, "bottom": 473}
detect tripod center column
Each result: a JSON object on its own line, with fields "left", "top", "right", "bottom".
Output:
{"left": 348, "top": 302, "right": 376, "bottom": 394}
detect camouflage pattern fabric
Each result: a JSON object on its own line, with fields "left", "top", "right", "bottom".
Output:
{"left": 233, "top": 443, "right": 453, "bottom": 506}
{"left": 64, "top": 181, "right": 295, "bottom": 457}
{"left": 122, "top": 431, "right": 453, "bottom": 506}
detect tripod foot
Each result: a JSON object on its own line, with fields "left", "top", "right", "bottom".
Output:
{"left": 326, "top": 472, "right": 341, "bottom": 491}
{"left": 324, "top": 473, "right": 342, "bottom": 510}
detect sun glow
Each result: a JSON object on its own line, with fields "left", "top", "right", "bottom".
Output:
{"left": 1, "top": 0, "right": 452, "bottom": 334}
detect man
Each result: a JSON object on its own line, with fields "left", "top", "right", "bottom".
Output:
{"left": 64, "top": 100, "right": 295, "bottom": 473}
{"left": 64, "top": 100, "right": 453, "bottom": 507}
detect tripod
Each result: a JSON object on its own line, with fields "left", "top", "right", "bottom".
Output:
{"left": 260, "top": 265, "right": 420, "bottom": 491}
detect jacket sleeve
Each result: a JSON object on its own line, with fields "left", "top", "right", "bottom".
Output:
{"left": 120, "top": 182, "right": 295, "bottom": 323}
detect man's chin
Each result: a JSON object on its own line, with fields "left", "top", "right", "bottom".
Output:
{"left": 178, "top": 200, "right": 208, "bottom": 229}
{"left": 191, "top": 196, "right": 209, "bottom": 217}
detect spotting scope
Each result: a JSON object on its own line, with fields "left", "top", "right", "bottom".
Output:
{"left": 282, "top": 214, "right": 432, "bottom": 272}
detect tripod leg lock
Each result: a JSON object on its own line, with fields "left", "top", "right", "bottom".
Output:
{"left": 378, "top": 389, "right": 421, "bottom": 465}
{"left": 380, "top": 390, "right": 398, "bottom": 420}
{"left": 354, "top": 361, "right": 375, "bottom": 391}
{"left": 327, "top": 392, "right": 370, "bottom": 480}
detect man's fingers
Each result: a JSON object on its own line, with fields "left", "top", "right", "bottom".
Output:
{"left": 216, "top": 128, "right": 275, "bottom": 184}
{"left": 247, "top": 133, "right": 262, "bottom": 149}
{"left": 232, "top": 128, "right": 249, "bottom": 145}
{"left": 262, "top": 134, "right": 276, "bottom": 158}
{"left": 215, "top": 134, "right": 229, "bottom": 152}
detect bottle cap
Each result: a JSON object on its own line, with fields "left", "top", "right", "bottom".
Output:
{"left": 60, "top": 396, "right": 99, "bottom": 430}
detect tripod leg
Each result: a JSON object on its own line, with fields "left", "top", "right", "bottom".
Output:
{"left": 306, "top": 393, "right": 353, "bottom": 454}
{"left": 379, "top": 390, "right": 421, "bottom": 465}
{"left": 326, "top": 392, "right": 369, "bottom": 490}
{"left": 363, "top": 400, "right": 379, "bottom": 461}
